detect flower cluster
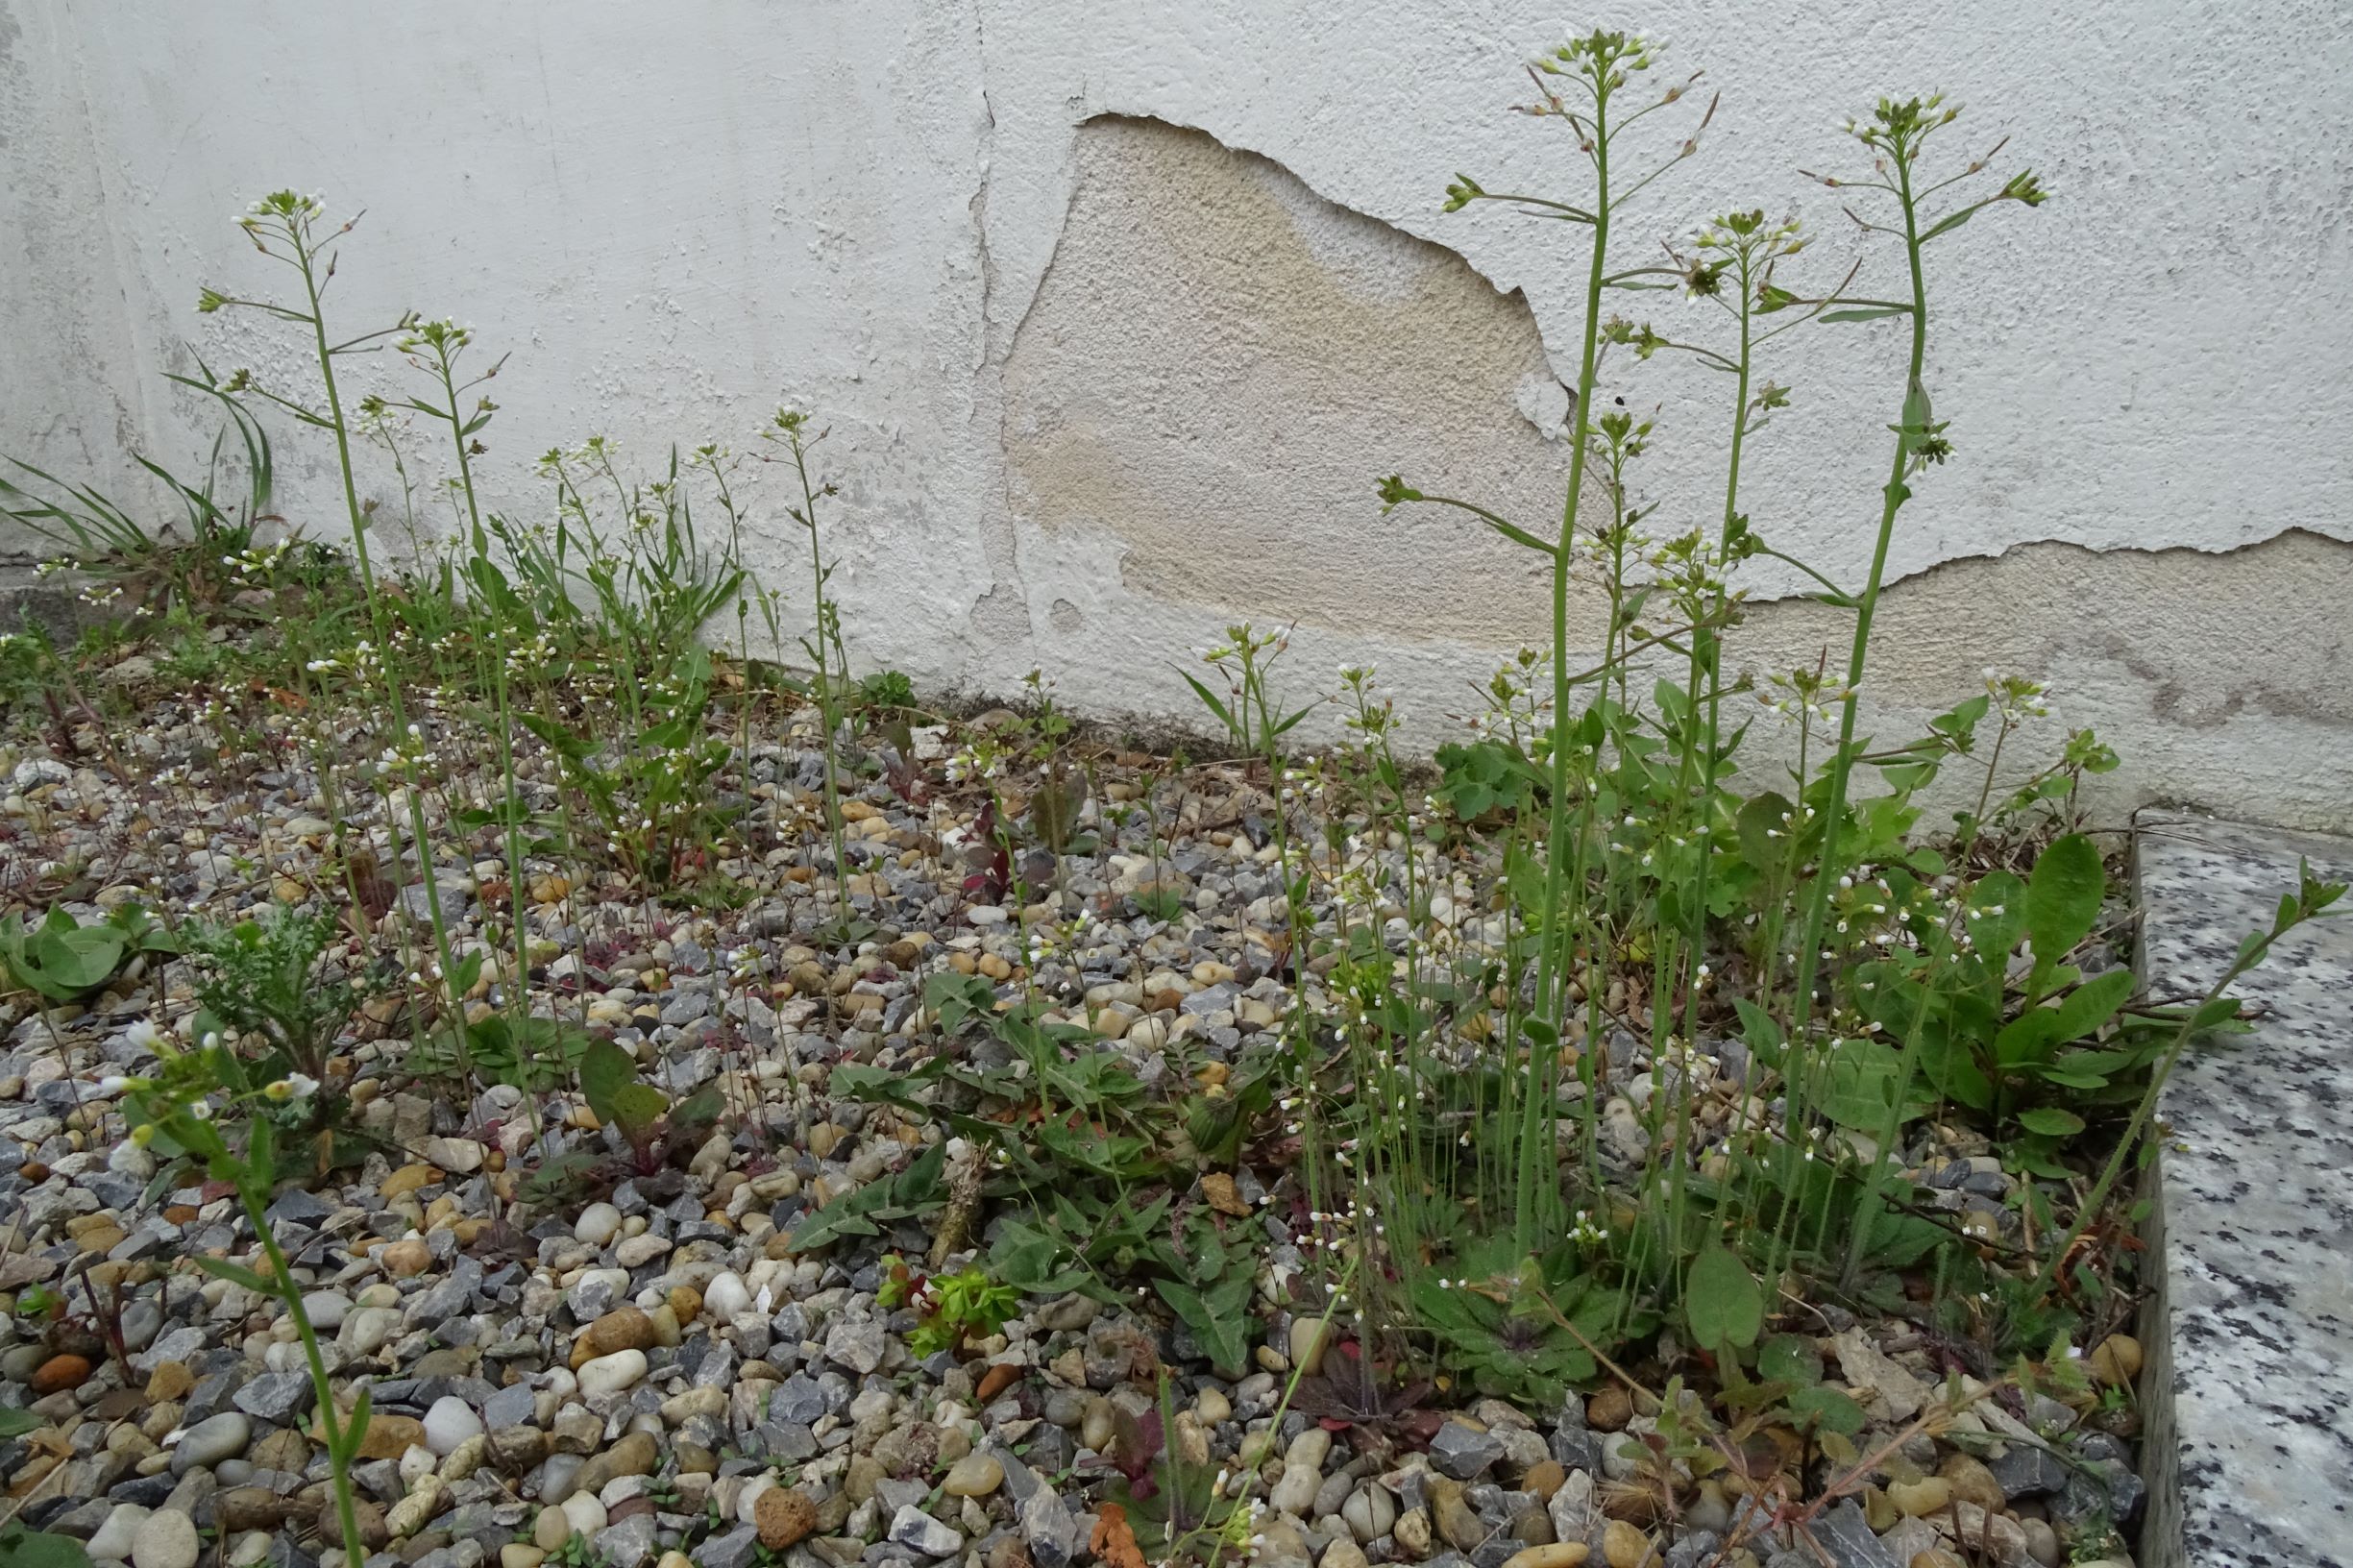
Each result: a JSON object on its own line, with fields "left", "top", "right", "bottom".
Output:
{"left": 235, "top": 190, "right": 327, "bottom": 232}
{"left": 1756, "top": 666, "right": 1859, "bottom": 727}
{"left": 1984, "top": 668, "right": 2052, "bottom": 723}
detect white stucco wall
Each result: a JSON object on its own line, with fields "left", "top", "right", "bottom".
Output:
{"left": 3, "top": 1, "right": 2349, "bottom": 825}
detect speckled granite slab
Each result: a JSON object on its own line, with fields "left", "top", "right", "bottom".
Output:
{"left": 2135, "top": 813, "right": 2353, "bottom": 1568}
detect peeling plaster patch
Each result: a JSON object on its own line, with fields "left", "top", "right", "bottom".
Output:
{"left": 969, "top": 579, "right": 1032, "bottom": 643}
{"left": 1728, "top": 528, "right": 2353, "bottom": 828}
{"left": 1734, "top": 528, "right": 2353, "bottom": 723}
{"left": 1048, "top": 597, "right": 1084, "bottom": 632}
{"left": 1003, "top": 115, "right": 1587, "bottom": 645}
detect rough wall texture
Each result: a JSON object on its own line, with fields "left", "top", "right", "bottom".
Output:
{"left": 1, "top": 0, "right": 2348, "bottom": 826}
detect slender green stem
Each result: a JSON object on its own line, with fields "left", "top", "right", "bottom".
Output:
{"left": 243, "top": 1186, "right": 364, "bottom": 1568}
{"left": 1663, "top": 252, "right": 1758, "bottom": 1279}
{"left": 431, "top": 349, "right": 546, "bottom": 1126}
{"left": 1782, "top": 150, "right": 1930, "bottom": 1086}
{"left": 783, "top": 432, "right": 854, "bottom": 932}
{"left": 2028, "top": 941, "right": 2269, "bottom": 1306}
{"left": 287, "top": 236, "right": 473, "bottom": 1072}
{"left": 1521, "top": 92, "right": 1612, "bottom": 1258}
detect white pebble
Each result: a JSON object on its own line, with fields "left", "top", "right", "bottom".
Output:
{"left": 90, "top": 1503, "right": 151, "bottom": 1560}
{"left": 423, "top": 1396, "right": 484, "bottom": 1456}
{"left": 131, "top": 1507, "right": 200, "bottom": 1568}
{"left": 702, "top": 1270, "right": 751, "bottom": 1321}
{"left": 576, "top": 1348, "right": 649, "bottom": 1399}
{"left": 574, "top": 1202, "right": 623, "bottom": 1246}
{"left": 561, "top": 1491, "right": 608, "bottom": 1538}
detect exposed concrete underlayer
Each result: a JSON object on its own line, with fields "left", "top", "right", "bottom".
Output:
{"left": 3, "top": 4, "right": 2347, "bottom": 828}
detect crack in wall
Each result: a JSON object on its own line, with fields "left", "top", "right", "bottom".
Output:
{"left": 963, "top": 0, "right": 1031, "bottom": 646}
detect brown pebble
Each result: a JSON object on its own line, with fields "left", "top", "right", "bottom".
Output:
{"left": 1602, "top": 1520, "right": 1655, "bottom": 1568}
{"left": 1587, "top": 1385, "right": 1633, "bottom": 1432}
{"left": 380, "top": 1238, "right": 432, "bottom": 1278}
{"left": 1937, "top": 1453, "right": 2006, "bottom": 1512}
{"left": 570, "top": 1307, "right": 656, "bottom": 1369}
{"left": 756, "top": 1485, "right": 817, "bottom": 1550}
{"left": 217, "top": 1487, "right": 292, "bottom": 1531}
{"left": 344, "top": 1412, "right": 427, "bottom": 1461}
{"left": 321, "top": 1496, "right": 390, "bottom": 1552}
{"left": 2087, "top": 1334, "right": 2143, "bottom": 1388}
{"left": 30, "top": 1354, "right": 91, "bottom": 1395}
{"left": 146, "top": 1361, "right": 196, "bottom": 1402}
{"left": 1520, "top": 1460, "right": 1567, "bottom": 1501}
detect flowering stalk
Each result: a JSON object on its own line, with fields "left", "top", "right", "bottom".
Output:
{"left": 1382, "top": 31, "right": 1709, "bottom": 1256}
{"left": 764, "top": 410, "right": 856, "bottom": 933}
{"left": 396, "top": 321, "right": 542, "bottom": 1085}
{"left": 1780, "top": 99, "right": 2047, "bottom": 1066}
{"left": 200, "top": 194, "right": 476, "bottom": 1074}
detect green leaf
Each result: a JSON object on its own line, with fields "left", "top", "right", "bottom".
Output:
{"left": 668, "top": 1082, "right": 724, "bottom": 1139}
{"left": 2190, "top": 996, "right": 2243, "bottom": 1031}
{"left": 2017, "top": 1107, "right": 2085, "bottom": 1138}
{"left": 1818, "top": 1037, "right": 1906, "bottom": 1131}
{"left": 1911, "top": 1018, "right": 1994, "bottom": 1111}
{"left": 787, "top": 1139, "right": 946, "bottom": 1251}
{"left": 2050, "top": 968, "right": 2135, "bottom": 1041}
{"left": 1920, "top": 203, "right": 1980, "bottom": 242}
{"left": 1866, "top": 1213, "right": 1951, "bottom": 1269}
{"left": 0, "top": 1522, "right": 95, "bottom": 1568}
{"left": 1735, "top": 792, "right": 1793, "bottom": 871}
{"left": 1992, "top": 1008, "right": 2065, "bottom": 1071}
{"left": 2032, "top": 1068, "right": 2113, "bottom": 1091}
{"left": 2, "top": 910, "right": 129, "bottom": 1000}
{"left": 1174, "top": 668, "right": 1236, "bottom": 739}
{"left": 607, "top": 1082, "right": 670, "bottom": 1134}
{"left": 1156, "top": 1277, "right": 1253, "bottom": 1380}
{"left": 1731, "top": 998, "right": 1785, "bottom": 1066}
{"left": 1784, "top": 1384, "right": 1866, "bottom": 1435}
{"left": 1900, "top": 375, "right": 1934, "bottom": 438}
{"left": 2026, "top": 835, "right": 2104, "bottom": 961}
{"left": 923, "top": 970, "right": 999, "bottom": 1035}
{"left": 1757, "top": 1334, "right": 1821, "bottom": 1387}
{"left": 1966, "top": 870, "right": 2029, "bottom": 971}
{"left": 193, "top": 1255, "right": 277, "bottom": 1295}
{"left": 578, "top": 1038, "right": 639, "bottom": 1126}
{"left": 0, "top": 1406, "right": 45, "bottom": 1437}
{"left": 517, "top": 712, "right": 597, "bottom": 762}
{"left": 1684, "top": 1244, "right": 1763, "bottom": 1351}
{"left": 1819, "top": 305, "right": 1911, "bottom": 323}
{"left": 989, "top": 1221, "right": 1093, "bottom": 1296}
{"left": 335, "top": 1384, "right": 373, "bottom": 1464}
